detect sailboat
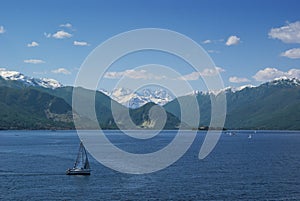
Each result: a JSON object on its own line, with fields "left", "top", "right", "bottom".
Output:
{"left": 248, "top": 130, "right": 256, "bottom": 139}
{"left": 66, "top": 141, "right": 91, "bottom": 175}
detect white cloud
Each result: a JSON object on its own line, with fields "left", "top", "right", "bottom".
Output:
{"left": 104, "top": 71, "right": 125, "bottom": 79}
{"left": 0, "top": 26, "right": 5, "bottom": 34}
{"left": 60, "top": 23, "right": 72, "bottom": 28}
{"left": 226, "top": 35, "right": 240, "bottom": 46}
{"left": 104, "top": 69, "right": 166, "bottom": 80}
{"left": 202, "top": 39, "right": 211, "bottom": 44}
{"left": 253, "top": 67, "right": 300, "bottom": 82}
{"left": 33, "top": 71, "right": 47, "bottom": 75}
{"left": 73, "top": 41, "right": 89, "bottom": 46}
{"left": 202, "top": 67, "right": 225, "bottom": 76}
{"left": 52, "top": 30, "right": 72, "bottom": 39}
{"left": 268, "top": 21, "right": 300, "bottom": 43}
{"left": 27, "top": 41, "right": 39, "bottom": 47}
{"left": 178, "top": 72, "right": 202, "bottom": 81}
{"left": 51, "top": 68, "right": 71, "bottom": 75}
{"left": 229, "top": 76, "right": 250, "bottom": 83}
{"left": 179, "top": 67, "right": 225, "bottom": 81}
{"left": 44, "top": 32, "right": 51, "bottom": 38}
{"left": 281, "top": 48, "right": 300, "bottom": 59}
{"left": 105, "top": 67, "right": 226, "bottom": 81}
{"left": 24, "top": 59, "right": 45, "bottom": 64}
{"left": 203, "top": 39, "right": 224, "bottom": 44}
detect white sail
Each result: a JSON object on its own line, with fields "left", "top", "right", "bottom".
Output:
{"left": 66, "top": 141, "right": 91, "bottom": 175}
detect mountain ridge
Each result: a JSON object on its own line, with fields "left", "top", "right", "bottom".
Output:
{"left": 100, "top": 87, "right": 174, "bottom": 109}
{"left": 0, "top": 86, "right": 74, "bottom": 130}
{"left": 0, "top": 68, "right": 62, "bottom": 89}
{"left": 164, "top": 78, "right": 300, "bottom": 130}
{"left": 1, "top": 69, "right": 300, "bottom": 130}
{"left": 1, "top": 68, "right": 299, "bottom": 106}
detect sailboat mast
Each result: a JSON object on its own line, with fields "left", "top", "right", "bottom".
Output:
{"left": 74, "top": 141, "right": 83, "bottom": 168}
{"left": 82, "top": 143, "right": 90, "bottom": 169}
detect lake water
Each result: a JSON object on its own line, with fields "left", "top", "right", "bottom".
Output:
{"left": 1, "top": 130, "right": 299, "bottom": 200}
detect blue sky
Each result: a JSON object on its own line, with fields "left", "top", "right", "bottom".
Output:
{"left": 0, "top": 0, "right": 300, "bottom": 91}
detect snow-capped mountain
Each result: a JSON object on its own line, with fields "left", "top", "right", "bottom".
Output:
{"left": 191, "top": 84, "right": 257, "bottom": 96}
{"left": 100, "top": 87, "right": 175, "bottom": 108}
{"left": 0, "top": 68, "right": 62, "bottom": 89}
{"left": 104, "top": 78, "right": 300, "bottom": 108}
{"left": 218, "top": 85, "right": 257, "bottom": 94}
{"left": 266, "top": 77, "right": 300, "bottom": 87}
{"left": 191, "top": 78, "right": 300, "bottom": 96}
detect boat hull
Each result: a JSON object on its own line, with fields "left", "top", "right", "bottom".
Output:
{"left": 66, "top": 168, "right": 91, "bottom": 175}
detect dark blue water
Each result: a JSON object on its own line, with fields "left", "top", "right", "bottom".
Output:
{"left": 1, "top": 130, "right": 299, "bottom": 200}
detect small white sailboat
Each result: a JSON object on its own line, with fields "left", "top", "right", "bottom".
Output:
{"left": 66, "top": 141, "right": 91, "bottom": 175}
{"left": 249, "top": 130, "right": 256, "bottom": 139}
{"left": 227, "top": 131, "right": 236, "bottom": 136}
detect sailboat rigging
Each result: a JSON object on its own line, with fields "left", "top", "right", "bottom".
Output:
{"left": 66, "top": 141, "right": 91, "bottom": 175}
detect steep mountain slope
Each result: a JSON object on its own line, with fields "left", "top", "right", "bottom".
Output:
{"left": 43, "top": 87, "right": 182, "bottom": 129}
{"left": 0, "top": 86, "right": 73, "bottom": 129}
{"left": 0, "top": 68, "right": 179, "bottom": 129}
{"left": 165, "top": 78, "right": 300, "bottom": 130}
{"left": 129, "top": 102, "right": 182, "bottom": 129}
{"left": 40, "top": 86, "right": 121, "bottom": 129}
{"left": 225, "top": 79, "right": 300, "bottom": 129}
{"left": 164, "top": 92, "right": 212, "bottom": 128}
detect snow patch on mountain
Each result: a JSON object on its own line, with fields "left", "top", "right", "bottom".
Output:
{"left": 100, "top": 87, "right": 175, "bottom": 108}
{"left": 269, "top": 77, "right": 300, "bottom": 86}
{"left": 235, "top": 84, "right": 256, "bottom": 91}
{"left": 0, "top": 68, "right": 62, "bottom": 89}
{"left": 191, "top": 78, "right": 300, "bottom": 97}
{"left": 191, "top": 84, "right": 257, "bottom": 96}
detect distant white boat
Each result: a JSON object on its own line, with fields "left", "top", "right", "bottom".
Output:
{"left": 66, "top": 141, "right": 91, "bottom": 175}
{"left": 248, "top": 134, "right": 252, "bottom": 139}
{"left": 227, "top": 131, "right": 236, "bottom": 136}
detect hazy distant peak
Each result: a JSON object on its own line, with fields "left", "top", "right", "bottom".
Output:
{"left": 100, "top": 87, "right": 174, "bottom": 108}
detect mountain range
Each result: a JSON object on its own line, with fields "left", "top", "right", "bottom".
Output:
{"left": 0, "top": 69, "right": 181, "bottom": 130}
{"left": 0, "top": 68, "right": 62, "bottom": 89}
{"left": 100, "top": 87, "right": 174, "bottom": 108}
{"left": 164, "top": 78, "right": 300, "bottom": 130}
{"left": 0, "top": 69, "right": 299, "bottom": 130}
